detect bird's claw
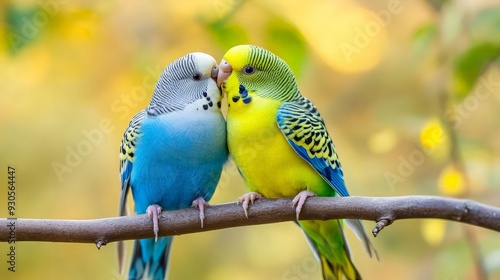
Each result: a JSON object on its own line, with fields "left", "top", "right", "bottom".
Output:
{"left": 192, "top": 197, "right": 209, "bottom": 228}
{"left": 146, "top": 204, "right": 162, "bottom": 242}
{"left": 292, "top": 191, "right": 316, "bottom": 220}
{"left": 237, "top": 192, "right": 262, "bottom": 218}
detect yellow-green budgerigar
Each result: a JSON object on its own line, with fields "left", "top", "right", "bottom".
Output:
{"left": 217, "top": 45, "right": 377, "bottom": 280}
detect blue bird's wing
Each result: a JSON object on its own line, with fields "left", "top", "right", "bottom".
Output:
{"left": 276, "top": 98, "right": 349, "bottom": 197}
{"left": 117, "top": 109, "right": 145, "bottom": 273}
{"left": 119, "top": 110, "right": 145, "bottom": 216}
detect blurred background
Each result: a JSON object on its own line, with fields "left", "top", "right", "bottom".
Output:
{"left": 1, "top": 0, "right": 500, "bottom": 279}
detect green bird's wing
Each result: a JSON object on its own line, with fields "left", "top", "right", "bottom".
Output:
{"left": 276, "top": 97, "right": 348, "bottom": 196}
{"left": 277, "top": 97, "right": 378, "bottom": 259}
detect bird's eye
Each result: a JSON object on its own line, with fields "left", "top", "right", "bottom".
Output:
{"left": 192, "top": 73, "right": 202, "bottom": 81}
{"left": 243, "top": 65, "right": 256, "bottom": 75}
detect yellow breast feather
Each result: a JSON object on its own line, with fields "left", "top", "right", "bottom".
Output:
{"left": 226, "top": 89, "right": 332, "bottom": 198}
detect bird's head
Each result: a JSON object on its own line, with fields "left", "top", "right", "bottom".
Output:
{"left": 147, "top": 52, "right": 222, "bottom": 115}
{"left": 217, "top": 45, "right": 300, "bottom": 102}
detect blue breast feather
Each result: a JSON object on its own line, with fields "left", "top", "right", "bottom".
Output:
{"left": 130, "top": 112, "right": 228, "bottom": 213}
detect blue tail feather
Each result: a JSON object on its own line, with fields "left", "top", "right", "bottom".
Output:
{"left": 128, "top": 237, "right": 173, "bottom": 280}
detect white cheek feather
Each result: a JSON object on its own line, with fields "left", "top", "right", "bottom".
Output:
{"left": 183, "top": 79, "right": 222, "bottom": 113}
{"left": 181, "top": 53, "right": 222, "bottom": 114}
{"left": 192, "top": 52, "right": 217, "bottom": 77}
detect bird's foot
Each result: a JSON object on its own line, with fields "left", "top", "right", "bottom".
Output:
{"left": 191, "top": 197, "right": 209, "bottom": 228}
{"left": 292, "top": 191, "right": 316, "bottom": 220}
{"left": 146, "top": 204, "right": 162, "bottom": 242}
{"left": 237, "top": 192, "right": 262, "bottom": 218}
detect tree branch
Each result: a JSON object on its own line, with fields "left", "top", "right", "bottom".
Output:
{"left": 1, "top": 196, "right": 499, "bottom": 249}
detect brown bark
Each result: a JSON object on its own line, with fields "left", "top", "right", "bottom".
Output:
{"left": 1, "top": 196, "right": 498, "bottom": 249}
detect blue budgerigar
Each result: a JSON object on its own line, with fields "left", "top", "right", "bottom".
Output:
{"left": 118, "top": 52, "right": 228, "bottom": 280}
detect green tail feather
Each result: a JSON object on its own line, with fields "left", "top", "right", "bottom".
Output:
{"left": 298, "top": 220, "right": 362, "bottom": 280}
{"left": 320, "top": 251, "right": 361, "bottom": 280}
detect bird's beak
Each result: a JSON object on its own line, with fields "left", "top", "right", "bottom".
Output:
{"left": 211, "top": 65, "right": 219, "bottom": 83}
{"left": 217, "top": 59, "right": 232, "bottom": 87}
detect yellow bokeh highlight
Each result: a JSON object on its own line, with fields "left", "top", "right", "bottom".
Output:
{"left": 56, "top": 9, "right": 99, "bottom": 42}
{"left": 421, "top": 219, "right": 446, "bottom": 246}
{"left": 419, "top": 118, "right": 449, "bottom": 160}
{"left": 438, "top": 165, "right": 466, "bottom": 196}
{"left": 261, "top": 0, "right": 388, "bottom": 73}
{"left": 368, "top": 128, "right": 398, "bottom": 154}
{"left": 420, "top": 119, "right": 444, "bottom": 150}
